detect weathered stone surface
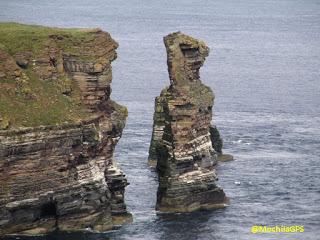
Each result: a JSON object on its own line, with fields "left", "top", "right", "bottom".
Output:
{"left": 149, "top": 32, "right": 228, "bottom": 212}
{"left": 0, "top": 25, "right": 131, "bottom": 235}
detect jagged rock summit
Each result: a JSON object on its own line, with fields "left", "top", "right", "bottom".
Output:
{"left": 0, "top": 23, "right": 131, "bottom": 235}
{"left": 149, "top": 32, "right": 228, "bottom": 212}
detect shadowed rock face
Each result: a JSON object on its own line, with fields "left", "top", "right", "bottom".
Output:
{"left": 149, "top": 32, "right": 228, "bottom": 212}
{"left": 0, "top": 24, "right": 131, "bottom": 235}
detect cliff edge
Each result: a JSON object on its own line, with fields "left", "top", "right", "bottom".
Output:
{"left": 0, "top": 23, "right": 131, "bottom": 235}
{"left": 149, "top": 32, "right": 228, "bottom": 212}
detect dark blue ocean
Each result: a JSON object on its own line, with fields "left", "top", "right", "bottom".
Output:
{"left": 1, "top": 0, "right": 320, "bottom": 239}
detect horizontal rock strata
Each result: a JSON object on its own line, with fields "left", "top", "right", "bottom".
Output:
{"left": 0, "top": 24, "right": 131, "bottom": 235}
{"left": 149, "top": 32, "right": 228, "bottom": 212}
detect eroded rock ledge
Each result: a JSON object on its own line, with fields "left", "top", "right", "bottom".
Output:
{"left": 0, "top": 23, "right": 131, "bottom": 235}
{"left": 149, "top": 32, "right": 228, "bottom": 212}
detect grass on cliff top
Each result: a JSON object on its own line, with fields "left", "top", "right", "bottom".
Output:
{"left": 0, "top": 23, "right": 93, "bottom": 128}
{"left": 0, "top": 22, "right": 95, "bottom": 56}
{"left": 0, "top": 71, "right": 88, "bottom": 128}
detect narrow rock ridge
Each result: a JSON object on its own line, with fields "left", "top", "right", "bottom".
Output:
{"left": 0, "top": 24, "right": 131, "bottom": 235}
{"left": 149, "top": 32, "right": 228, "bottom": 212}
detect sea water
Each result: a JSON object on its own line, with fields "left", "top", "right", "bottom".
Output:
{"left": 1, "top": 0, "right": 319, "bottom": 239}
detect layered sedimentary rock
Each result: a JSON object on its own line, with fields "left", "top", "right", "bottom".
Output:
{"left": 149, "top": 32, "right": 228, "bottom": 212}
{"left": 0, "top": 23, "right": 131, "bottom": 235}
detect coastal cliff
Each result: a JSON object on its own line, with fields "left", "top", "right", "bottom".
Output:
{"left": 149, "top": 32, "right": 228, "bottom": 212}
{"left": 0, "top": 23, "right": 131, "bottom": 235}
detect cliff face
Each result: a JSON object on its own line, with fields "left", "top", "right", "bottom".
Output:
{"left": 149, "top": 32, "right": 228, "bottom": 212}
{"left": 0, "top": 23, "right": 131, "bottom": 235}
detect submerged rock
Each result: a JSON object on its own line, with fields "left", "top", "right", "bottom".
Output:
{"left": 149, "top": 32, "right": 228, "bottom": 212}
{"left": 0, "top": 23, "right": 131, "bottom": 235}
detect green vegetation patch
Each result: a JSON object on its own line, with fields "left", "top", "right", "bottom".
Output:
{"left": 0, "top": 22, "right": 95, "bottom": 56}
{"left": 0, "top": 70, "right": 88, "bottom": 128}
{"left": 0, "top": 22, "right": 96, "bottom": 128}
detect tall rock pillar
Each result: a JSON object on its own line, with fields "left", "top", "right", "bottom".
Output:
{"left": 149, "top": 32, "right": 228, "bottom": 212}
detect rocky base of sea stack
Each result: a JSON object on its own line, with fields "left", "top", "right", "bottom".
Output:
{"left": 156, "top": 169, "right": 229, "bottom": 213}
{"left": 150, "top": 32, "right": 228, "bottom": 213}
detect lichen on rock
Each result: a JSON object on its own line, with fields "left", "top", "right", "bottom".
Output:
{"left": 149, "top": 32, "right": 228, "bottom": 212}
{"left": 0, "top": 23, "right": 131, "bottom": 235}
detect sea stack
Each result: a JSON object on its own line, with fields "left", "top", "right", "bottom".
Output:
{"left": 0, "top": 23, "right": 131, "bottom": 235}
{"left": 149, "top": 32, "right": 228, "bottom": 212}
